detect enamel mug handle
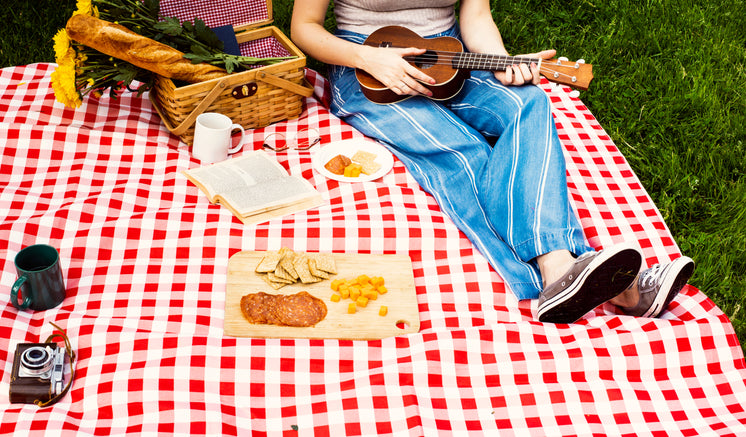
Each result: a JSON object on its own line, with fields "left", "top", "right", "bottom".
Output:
{"left": 10, "top": 276, "right": 32, "bottom": 310}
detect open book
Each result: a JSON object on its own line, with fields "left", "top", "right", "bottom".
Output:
{"left": 183, "top": 151, "right": 323, "bottom": 224}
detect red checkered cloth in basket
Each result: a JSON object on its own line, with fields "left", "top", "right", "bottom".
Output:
{"left": 159, "top": 0, "right": 292, "bottom": 59}
{"left": 0, "top": 63, "right": 744, "bottom": 436}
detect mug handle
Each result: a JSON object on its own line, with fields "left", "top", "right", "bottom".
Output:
{"left": 228, "top": 123, "right": 246, "bottom": 154}
{"left": 11, "top": 276, "right": 32, "bottom": 310}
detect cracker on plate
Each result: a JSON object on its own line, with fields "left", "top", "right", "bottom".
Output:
{"left": 352, "top": 150, "right": 377, "bottom": 164}
{"left": 351, "top": 150, "right": 381, "bottom": 175}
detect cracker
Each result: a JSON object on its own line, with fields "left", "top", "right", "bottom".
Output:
{"left": 311, "top": 253, "right": 337, "bottom": 274}
{"left": 255, "top": 251, "right": 282, "bottom": 273}
{"left": 351, "top": 150, "right": 381, "bottom": 175}
{"left": 352, "top": 150, "right": 377, "bottom": 164}
{"left": 262, "top": 273, "right": 288, "bottom": 289}
{"left": 308, "top": 258, "right": 330, "bottom": 279}
{"left": 255, "top": 250, "right": 336, "bottom": 288}
{"left": 278, "top": 252, "right": 300, "bottom": 280}
{"left": 359, "top": 160, "right": 381, "bottom": 175}
{"left": 294, "top": 254, "right": 321, "bottom": 284}
{"left": 266, "top": 272, "right": 294, "bottom": 284}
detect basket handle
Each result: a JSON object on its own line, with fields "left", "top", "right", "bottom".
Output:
{"left": 150, "top": 78, "right": 231, "bottom": 137}
{"left": 256, "top": 71, "right": 314, "bottom": 97}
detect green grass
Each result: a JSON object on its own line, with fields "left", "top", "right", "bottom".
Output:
{"left": 2, "top": 1, "right": 744, "bottom": 354}
{"left": 487, "top": 0, "right": 746, "bottom": 350}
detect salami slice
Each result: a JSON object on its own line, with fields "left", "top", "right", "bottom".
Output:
{"left": 240, "top": 291, "right": 327, "bottom": 327}
{"left": 240, "top": 292, "right": 282, "bottom": 325}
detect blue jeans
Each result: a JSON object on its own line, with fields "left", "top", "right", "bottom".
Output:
{"left": 329, "top": 27, "right": 592, "bottom": 299}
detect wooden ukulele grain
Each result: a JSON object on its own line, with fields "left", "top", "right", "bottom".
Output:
{"left": 355, "top": 26, "right": 468, "bottom": 104}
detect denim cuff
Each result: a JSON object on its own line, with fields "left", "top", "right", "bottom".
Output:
{"left": 514, "top": 230, "right": 592, "bottom": 262}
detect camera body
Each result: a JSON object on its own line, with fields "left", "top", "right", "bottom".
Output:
{"left": 10, "top": 342, "right": 66, "bottom": 404}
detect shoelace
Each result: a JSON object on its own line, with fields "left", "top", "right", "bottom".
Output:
{"left": 639, "top": 264, "right": 664, "bottom": 289}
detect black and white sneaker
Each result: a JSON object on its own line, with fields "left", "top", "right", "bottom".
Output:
{"left": 620, "top": 256, "right": 695, "bottom": 318}
{"left": 537, "top": 243, "right": 642, "bottom": 323}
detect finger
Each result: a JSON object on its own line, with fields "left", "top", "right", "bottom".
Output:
{"left": 504, "top": 65, "right": 513, "bottom": 84}
{"left": 530, "top": 62, "right": 541, "bottom": 85}
{"left": 386, "top": 74, "right": 406, "bottom": 94}
{"left": 397, "top": 81, "right": 412, "bottom": 95}
{"left": 397, "top": 47, "right": 434, "bottom": 83}
{"left": 536, "top": 49, "right": 557, "bottom": 60}
{"left": 404, "top": 64, "right": 436, "bottom": 85}
{"left": 400, "top": 75, "right": 432, "bottom": 96}
{"left": 512, "top": 65, "right": 525, "bottom": 85}
{"left": 391, "top": 76, "right": 417, "bottom": 96}
{"left": 518, "top": 63, "right": 532, "bottom": 81}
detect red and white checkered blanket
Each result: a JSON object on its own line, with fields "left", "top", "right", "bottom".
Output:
{"left": 1, "top": 63, "right": 744, "bottom": 436}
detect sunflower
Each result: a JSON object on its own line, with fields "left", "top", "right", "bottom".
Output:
{"left": 51, "top": 57, "right": 83, "bottom": 108}
{"left": 74, "top": 0, "right": 99, "bottom": 17}
{"left": 52, "top": 29, "right": 86, "bottom": 107}
{"left": 53, "top": 29, "right": 75, "bottom": 63}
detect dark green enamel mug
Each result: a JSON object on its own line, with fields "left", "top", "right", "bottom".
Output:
{"left": 11, "top": 244, "right": 66, "bottom": 311}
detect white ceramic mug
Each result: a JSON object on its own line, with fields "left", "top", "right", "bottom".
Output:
{"left": 192, "top": 112, "right": 246, "bottom": 164}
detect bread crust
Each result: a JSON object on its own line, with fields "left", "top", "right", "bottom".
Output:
{"left": 66, "top": 14, "right": 227, "bottom": 83}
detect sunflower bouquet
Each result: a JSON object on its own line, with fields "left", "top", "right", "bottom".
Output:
{"left": 52, "top": 0, "right": 292, "bottom": 108}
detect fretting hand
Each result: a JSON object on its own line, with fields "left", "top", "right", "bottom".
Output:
{"left": 494, "top": 49, "right": 556, "bottom": 86}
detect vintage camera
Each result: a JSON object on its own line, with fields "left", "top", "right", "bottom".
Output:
{"left": 10, "top": 342, "right": 67, "bottom": 404}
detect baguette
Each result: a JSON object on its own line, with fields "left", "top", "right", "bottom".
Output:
{"left": 66, "top": 14, "right": 228, "bottom": 83}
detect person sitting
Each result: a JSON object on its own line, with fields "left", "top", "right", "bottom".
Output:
{"left": 290, "top": 0, "right": 694, "bottom": 323}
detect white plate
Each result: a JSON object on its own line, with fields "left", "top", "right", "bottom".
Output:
{"left": 313, "top": 139, "right": 394, "bottom": 182}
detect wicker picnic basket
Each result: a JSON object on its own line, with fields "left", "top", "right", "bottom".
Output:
{"left": 149, "top": 0, "right": 313, "bottom": 146}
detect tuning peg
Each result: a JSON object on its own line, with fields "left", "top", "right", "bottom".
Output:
{"left": 558, "top": 56, "right": 569, "bottom": 62}
{"left": 577, "top": 59, "right": 586, "bottom": 64}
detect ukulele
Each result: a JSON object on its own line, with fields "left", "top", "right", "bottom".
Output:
{"left": 355, "top": 26, "right": 594, "bottom": 104}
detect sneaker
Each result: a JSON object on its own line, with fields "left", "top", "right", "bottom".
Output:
{"left": 620, "top": 256, "right": 695, "bottom": 318}
{"left": 537, "top": 243, "right": 642, "bottom": 323}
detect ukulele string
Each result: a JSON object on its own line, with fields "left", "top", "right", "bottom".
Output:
{"left": 403, "top": 51, "right": 582, "bottom": 83}
{"left": 538, "top": 65, "right": 578, "bottom": 82}
{"left": 392, "top": 45, "right": 586, "bottom": 85}
{"left": 403, "top": 50, "right": 541, "bottom": 70}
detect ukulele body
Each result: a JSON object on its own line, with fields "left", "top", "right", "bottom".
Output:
{"left": 355, "top": 26, "right": 470, "bottom": 104}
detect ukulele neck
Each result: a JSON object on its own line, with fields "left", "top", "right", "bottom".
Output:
{"left": 452, "top": 52, "right": 540, "bottom": 72}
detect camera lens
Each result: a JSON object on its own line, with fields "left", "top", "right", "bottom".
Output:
{"left": 21, "top": 346, "right": 54, "bottom": 376}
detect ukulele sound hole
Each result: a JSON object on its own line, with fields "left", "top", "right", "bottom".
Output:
{"left": 412, "top": 50, "right": 437, "bottom": 69}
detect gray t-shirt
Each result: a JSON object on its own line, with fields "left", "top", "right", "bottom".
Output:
{"left": 334, "top": 0, "right": 458, "bottom": 36}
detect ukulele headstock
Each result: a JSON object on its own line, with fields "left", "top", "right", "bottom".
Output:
{"left": 540, "top": 58, "right": 593, "bottom": 90}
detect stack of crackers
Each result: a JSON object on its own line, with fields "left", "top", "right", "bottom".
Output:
{"left": 351, "top": 150, "right": 381, "bottom": 175}
{"left": 255, "top": 248, "right": 337, "bottom": 289}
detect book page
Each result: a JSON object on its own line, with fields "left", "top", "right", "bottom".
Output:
{"left": 183, "top": 151, "right": 321, "bottom": 218}
{"left": 220, "top": 176, "right": 320, "bottom": 217}
{"left": 184, "top": 151, "right": 288, "bottom": 197}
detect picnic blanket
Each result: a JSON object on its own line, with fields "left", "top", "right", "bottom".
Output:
{"left": 1, "top": 62, "right": 745, "bottom": 436}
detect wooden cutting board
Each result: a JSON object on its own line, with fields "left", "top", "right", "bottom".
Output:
{"left": 224, "top": 251, "right": 420, "bottom": 340}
